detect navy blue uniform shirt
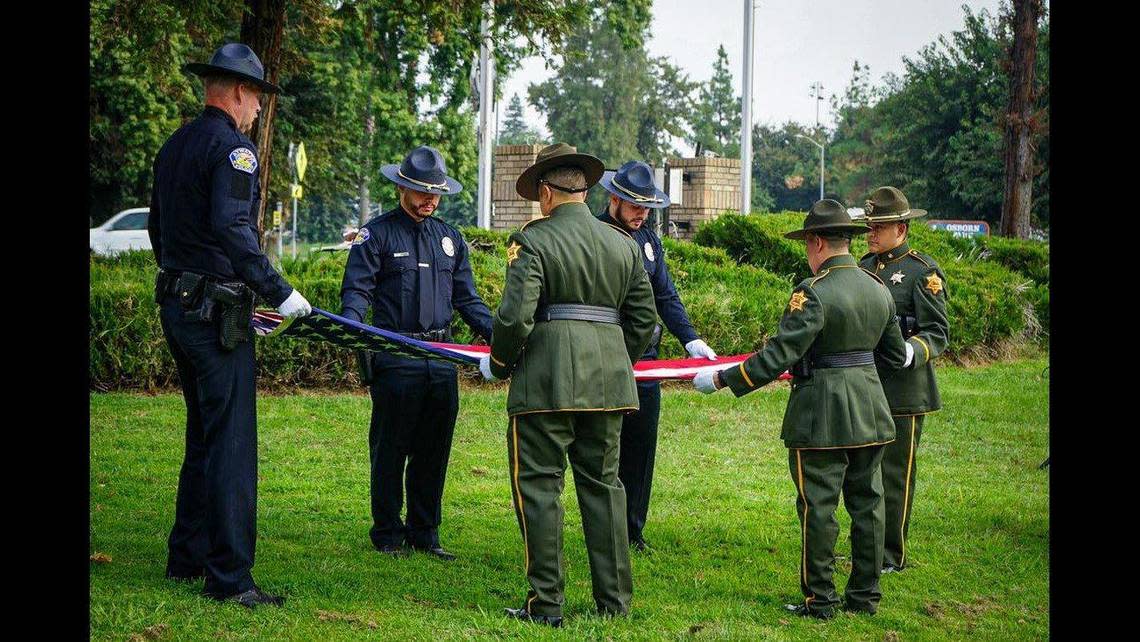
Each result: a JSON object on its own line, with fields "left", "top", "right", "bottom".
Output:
{"left": 340, "top": 207, "right": 493, "bottom": 340}
{"left": 598, "top": 208, "right": 699, "bottom": 358}
{"left": 148, "top": 106, "right": 293, "bottom": 306}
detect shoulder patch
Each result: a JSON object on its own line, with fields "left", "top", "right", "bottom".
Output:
{"left": 643, "top": 241, "right": 656, "bottom": 261}
{"left": 860, "top": 267, "right": 885, "bottom": 285}
{"left": 788, "top": 290, "right": 809, "bottom": 313}
{"left": 924, "top": 272, "right": 944, "bottom": 296}
{"left": 229, "top": 147, "right": 258, "bottom": 174}
{"left": 506, "top": 241, "right": 522, "bottom": 265}
{"left": 351, "top": 227, "right": 371, "bottom": 245}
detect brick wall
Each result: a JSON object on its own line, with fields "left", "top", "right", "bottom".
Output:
{"left": 491, "top": 144, "right": 543, "bottom": 231}
{"left": 664, "top": 156, "right": 742, "bottom": 240}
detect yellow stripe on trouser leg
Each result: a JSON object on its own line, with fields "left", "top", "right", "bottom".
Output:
{"left": 900, "top": 416, "right": 916, "bottom": 567}
{"left": 795, "top": 449, "right": 814, "bottom": 607}
{"left": 510, "top": 418, "right": 531, "bottom": 584}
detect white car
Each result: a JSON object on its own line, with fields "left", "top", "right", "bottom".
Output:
{"left": 91, "top": 207, "right": 152, "bottom": 255}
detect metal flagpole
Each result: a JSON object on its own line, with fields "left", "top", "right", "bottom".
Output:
{"left": 477, "top": 0, "right": 495, "bottom": 230}
{"left": 740, "top": 0, "right": 755, "bottom": 215}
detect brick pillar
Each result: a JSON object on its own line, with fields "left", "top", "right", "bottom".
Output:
{"left": 492, "top": 144, "right": 544, "bottom": 231}
{"left": 663, "top": 157, "right": 742, "bottom": 240}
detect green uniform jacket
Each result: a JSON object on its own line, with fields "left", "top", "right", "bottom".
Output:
{"left": 720, "top": 254, "right": 910, "bottom": 449}
{"left": 859, "top": 241, "right": 949, "bottom": 414}
{"left": 489, "top": 202, "right": 658, "bottom": 416}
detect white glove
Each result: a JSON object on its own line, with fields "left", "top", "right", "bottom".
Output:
{"left": 479, "top": 355, "right": 499, "bottom": 381}
{"left": 693, "top": 369, "right": 721, "bottom": 394}
{"left": 277, "top": 289, "right": 312, "bottom": 319}
{"left": 685, "top": 339, "right": 718, "bottom": 360}
{"left": 903, "top": 341, "right": 915, "bottom": 368}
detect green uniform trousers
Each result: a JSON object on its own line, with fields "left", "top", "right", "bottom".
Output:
{"left": 789, "top": 445, "right": 886, "bottom": 614}
{"left": 882, "top": 414, "right": 924, "bottom": 569}
{"left": 507, "top": 411, "right": 632, "bottom": 617}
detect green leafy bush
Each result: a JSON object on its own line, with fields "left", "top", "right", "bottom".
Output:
{"left": 89, "top": 217, "right": 1045, "bottom": 390}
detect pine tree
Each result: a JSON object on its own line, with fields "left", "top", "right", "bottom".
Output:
{"left": 498, "top": 93, "right": 540, "bottom": 145}
{"left": 690, "top": 45, "right": 741, "bottom": 157}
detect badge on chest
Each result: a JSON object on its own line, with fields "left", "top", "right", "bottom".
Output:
{"left": 643, "top": 242, "right": 655, "bottom": 262}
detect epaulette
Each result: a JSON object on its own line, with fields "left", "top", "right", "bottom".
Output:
{"left": 809, "top": 270, "right": 832, "bottom": 286}
{"left": 519, "top": 215, "right": 550, "bottom": 231}
{"left": 907, "top": 249, "right": 935, "bottom": 269}
{"left": 601, "top": 220, "right": 634, "bottom": 240}
{"left": 860, "top": 267, "right": 885, "bottom": 285}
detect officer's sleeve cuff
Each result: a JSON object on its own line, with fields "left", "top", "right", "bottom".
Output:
{"left": 907, "top": 336, "right": 931, "bottom": 368}
{"left": 720, "top": 362, "right": 758, "bottom": 398}
{"left": 489, "top": 352, "right": 512, "bottom": 379}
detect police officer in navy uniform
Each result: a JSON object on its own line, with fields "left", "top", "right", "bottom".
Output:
{"left": 340, "top": 146, "right": 493, "bottom": 560}
{"left": 596, "top": 161, "right": 718, "bottom": 552}
{"left": 148, "top": 43, "right": 312, "bottom": 608}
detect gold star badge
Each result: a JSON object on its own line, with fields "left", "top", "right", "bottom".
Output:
{"left": 788, "top": 290, "right": 808, "bottom": 313}
{"left": 506, "top": 241, "right": 522, "bottom": 266}
{"left": 925, "top": 273, "right": 943, "bottom": 295}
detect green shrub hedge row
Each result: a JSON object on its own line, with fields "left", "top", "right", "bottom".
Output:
{"left": 694, "top": 213, "right": 1049, "bottom": 341}
{"left": 90, "top": 215, "right": 1047, "bottom": 390}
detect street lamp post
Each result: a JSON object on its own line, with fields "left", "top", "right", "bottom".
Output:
{"left": 796, "top": 133, "right": 825, "bottom": 200}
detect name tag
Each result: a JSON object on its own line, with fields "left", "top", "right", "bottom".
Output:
{"left": 393, "top": 252, "right": 409, "bottom": 257}
{"left": 418, "top": 262, "right": 430, "bottom": 268}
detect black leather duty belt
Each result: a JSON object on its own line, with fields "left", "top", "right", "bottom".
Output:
{"left": 812, "top": 350, "right": 876, "bottom": 368}
{"left": 400, "top": 329, "right": 451, "bottom": 342}
{"left": 534, "top": 304, "right": 621, "bottom": 324}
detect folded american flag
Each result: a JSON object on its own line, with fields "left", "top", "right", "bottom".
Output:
{"left": 252, "top": 308, "right": 788, "bottom": 382}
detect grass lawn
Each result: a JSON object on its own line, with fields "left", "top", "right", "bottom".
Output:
{"left": 90, "top": 357, "right": 1049, "bottom": 640}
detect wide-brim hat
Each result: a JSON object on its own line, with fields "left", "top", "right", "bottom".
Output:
{"left": 184, "top": 43, "right": 283, "bottom": 94}
{"left": 380, "top": 146, "right": 463, "bottom": 195}
{"left": 862, "top": 186, "right": 927, "bottom": 222}
{"left": 516, "top": 143, "right": 604, "bottom": 202}
{"left": 784, "top": 198, "right": 871, "bottom": 240}
{"left": 599, "top": 161, "right": 670, "bottom": 209}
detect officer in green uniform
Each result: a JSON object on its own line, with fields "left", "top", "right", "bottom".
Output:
{"left": 478, "top": 143, "right": 658, "bottom": 627}
{"left": 693, "top": 200, "right": 911, "bottom": 619}
{"left": 858, "top": 186, "right": 949, "bottom": 574}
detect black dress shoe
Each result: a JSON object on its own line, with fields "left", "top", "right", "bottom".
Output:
{"left": 410, "top": 544, "right": 456, "bottom": 561}
{"left": 207, "top": 586, "right": 286, "bottom": 608}
{"left": 630, "top": 538, "right": 649, "bottom": 553}
{"left": 784, "top": 603, "right": 835, "bottom": 620}
{"left": 881, "top": 564, "right": 904, "bottom": 574}
{"left": 504, "top": 606, "right": 563, "bottom": 627}
{"left": 374, "top": 543, "right": 408, "bottom": 557}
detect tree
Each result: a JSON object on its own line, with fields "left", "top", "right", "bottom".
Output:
{"left": 689, "top": 45, "right": 740, "bottom": 157}
{"left": 529, "top": 0, "right": 690, "bottom": 211}
{"left": 826, "top": 60, "right": 886, "bottom": 204}
{"left": 998, "top": 0, "right": 1045, "bottom": 238}
{"left": 498, "top": 93, "right": 541, "bottom": 145}
{"left": 751, "top": 121, "right": 835, "bottom": 212}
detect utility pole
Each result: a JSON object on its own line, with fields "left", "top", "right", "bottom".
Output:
{"left": 809, "top": 81, "right": 824, "bottom": 130}
{"left": 795, "top": 133, "right": 825, "bottom": 200}
{"left": 739, "top": 0, "right": 755, "bottom": 215}
{"left": 476, "top": 0, "right": 495, "bottom": 230}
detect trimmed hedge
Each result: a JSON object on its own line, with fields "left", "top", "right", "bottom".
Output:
{"left": 90, "top": 217, "right": 1047, "bottom": 390}
{"left": 693, "top": 212, "right": 1048, "bottom": 348}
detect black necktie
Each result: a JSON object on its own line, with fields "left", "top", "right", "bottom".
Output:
{"left": 416, "top": 228, "right": 434, "bottom": 331}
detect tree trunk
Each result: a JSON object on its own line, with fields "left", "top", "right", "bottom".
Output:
{"left": 241, "top": 0, "right": 287, "bottom": 242}
{"left": 360, "top": 111, "right": 374, "bottom": 226}
{"left": 999, "top": 0, "right": 1041, "bottom": 239}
